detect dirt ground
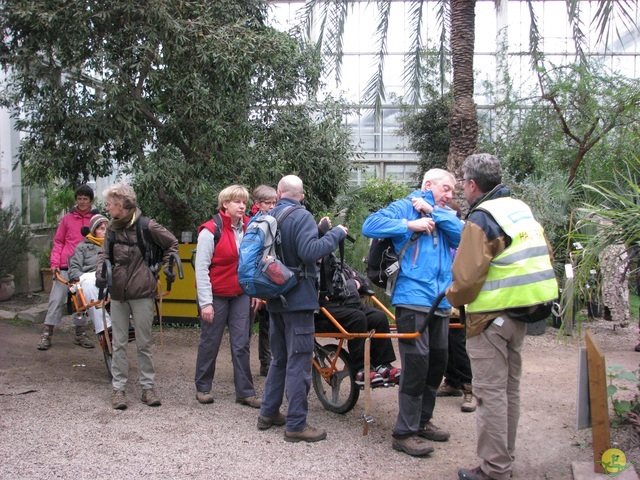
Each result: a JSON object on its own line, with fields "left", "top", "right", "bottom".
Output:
{"left": 1, "top": 292, "right": 640, "bottom": 480}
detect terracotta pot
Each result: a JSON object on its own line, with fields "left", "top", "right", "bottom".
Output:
{"left": 0, "top": 274, "right": 15, "bottom": 302}
{"left": 41, "top": 268, "right": 53, "bottom": 294}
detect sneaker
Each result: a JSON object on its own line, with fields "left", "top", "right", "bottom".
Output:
{"left": 355, "top": 369, "right": 384, "bottom": 387}
{"left": 37, "top": 331, "right": 52, "bottom": 350}
{"left": 141, "top": 388, "right": 161, "bottom": 407}
{"left": 236, "top": 396, "right": 262, "bottom": 409}
{"left": 417, "top": 421, "right": 450, "bottom": 442}
{"left": 392, "top": 435, "right": 434, "bottom": 457}
{"left": 112, "top": 390, "right": 127, "bottom": 410}
{"left": 284, "top": 425, "right": 327, "bottom": 443}
{"left": 196, "top": 391, "right": 214, "bottom": 404}
{"left": 436, "top": 382, "right": 462, "bottom": 397}
{"left": 458, "top": 466, "right": 496, "bottom": 480}
{"left": 376, "top": 364, "right": 401, "bottom": 384}
{"left": 257, "top": 412, "right": 286, "bottom": 430}
{"left": 74, "top": 332, "right": 95, "bottom": 349}
{"left": 461, "top": 385, "right": 477, "bottom": 413}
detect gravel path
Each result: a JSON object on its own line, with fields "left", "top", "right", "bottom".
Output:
{"left": 1, "top": 308, "right": 639, "bottom": 479}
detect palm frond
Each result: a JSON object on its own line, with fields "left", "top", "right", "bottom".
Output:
{"left": 435, "top": 0, "right": 450, "bottom": 98}
{"left": 402, "top": 0, "right": 426, "bottom": 107}
{"left": 592, "top": 0, "right": 637, "bottom": 47}
{"left": 362, "top": 0, "right": 391, "bottom": 123}
{"left": 565, "top": 0, "right": 588, "bottom": 66}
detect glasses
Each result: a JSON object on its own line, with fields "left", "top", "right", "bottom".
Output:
{"left": 260, "top": 200, "right": 277, "bottom": 206}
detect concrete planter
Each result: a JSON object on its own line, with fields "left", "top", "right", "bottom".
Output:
{"left": 41, "top": 268, "right": 53, "bottom": 294}
{"left": 0, "top": 274, "right": 16, "bottom": 302}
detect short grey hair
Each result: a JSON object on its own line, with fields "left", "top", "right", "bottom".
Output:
{"left": 103, "top": 183, "right": 137, "bottom": 210}
{"left": 462, "top": 154, "right": 502, "bottom": 193}
{"left": 422, "top": 168, "right": 455, "bottom": 189}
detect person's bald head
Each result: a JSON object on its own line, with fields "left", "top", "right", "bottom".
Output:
{"left": 277, "top": 175, "right": 305, "bottom": 201}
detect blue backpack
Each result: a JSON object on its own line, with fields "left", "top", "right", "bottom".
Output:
{"left": 237, "top": 205, "right": 302, "bottom": 303}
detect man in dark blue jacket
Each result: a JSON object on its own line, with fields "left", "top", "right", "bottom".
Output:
{"left": 257, "top": 175, "right": 348, "bottom": 443}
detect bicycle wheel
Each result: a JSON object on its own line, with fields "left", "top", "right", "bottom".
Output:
{"left": 312, "top": 343, "right": 359, "bottom": 414}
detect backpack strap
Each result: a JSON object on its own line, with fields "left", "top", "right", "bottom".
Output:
{"left": 271, "top": 205, "right": 309, "bottom": 278}
{"left": 211, "top": 213, "right": 223, "bottom": 246}
{"left": 136, "top": 216, "right": 151, "bottom": 267}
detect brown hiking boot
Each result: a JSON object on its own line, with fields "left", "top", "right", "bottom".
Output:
{"left": 417, "top": 421, "right": 450, "bottom": 442}
{"left": 458, "top": 466, "right": 496, "bottom": 480}
{"left": 112, "top": 390, "right": 127, "bottom": 410}
{"left": 141, "top": 388, "right": 161, "bottom": 407}
{"left": 236, "top": 396, "right": 261, "bottom": 409}
{"left": 284, "top": 425, "right": 327, "bottom": 443}
{"left": 74, "top": 332, "right": 95, "bottom": 349}
{"left": 461, "top": 384, "right": 477, "bottom": 413}
{"left": 257, "top": 412, "right": 286, "bottom": 430}
{"left": 37, "top": 331, "right": 52, "bottom": 350}
{"left": 196, "top": 391, "right": 214, "bottom": 404}
{"left": 436, "top": 382, "right": 462, "bottom": 397}
{"left": 392, "top": 435, "right": 435, "bottom": 457}
{"left": 74, "top": 326, "right": 95, "bottom": 348}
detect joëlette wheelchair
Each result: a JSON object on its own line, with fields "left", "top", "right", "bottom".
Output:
{"left": 56, "top": 252, "right": 183, "bottom": 377}
{"left": 53, "top": 269, "right": 124, "bottom": 376}
{"left": 311, "top": 291, "right": 461, "bottom": 423}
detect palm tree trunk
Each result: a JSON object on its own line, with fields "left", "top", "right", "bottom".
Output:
{"left": 447, "top": 0, "right": 478, "bottom": 180}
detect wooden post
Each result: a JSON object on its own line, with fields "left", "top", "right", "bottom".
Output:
{"left": 585, "top": 330, "right": 610, "bottom": 474}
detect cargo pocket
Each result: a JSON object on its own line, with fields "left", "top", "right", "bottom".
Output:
{"left": 293, "top": 325, "right": 314, "bottom": 354}
{"left": 465, "top": 335, "right": 497, "bottom": 383}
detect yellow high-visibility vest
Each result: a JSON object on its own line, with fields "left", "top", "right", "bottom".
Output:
{"left": 467, "top": 197, "right": 558, "bottom": 313}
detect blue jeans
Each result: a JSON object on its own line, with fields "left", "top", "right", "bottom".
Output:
{"left": 393, "top": 307, "right": 449, "bottom": 438}
{"left": 260, "top": 310, "right": 315, "bottom": 432}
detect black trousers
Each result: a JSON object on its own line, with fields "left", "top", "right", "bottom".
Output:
{"left": 443, "top": 321, "right": 472, "bottom": 388}
{"left": 316, "top": 303, "right": 396, "bottom": 371}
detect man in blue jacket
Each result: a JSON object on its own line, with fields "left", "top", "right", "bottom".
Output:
{"left": 257, "top": 175, "right": 348, "bottom": 443}
{"left": 363, "top": 168, "right": 462, "bottom": 457}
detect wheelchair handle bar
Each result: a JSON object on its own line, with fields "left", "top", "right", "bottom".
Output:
{"left": 98, "top": 259, "right": 113, "bottom": 300}
{"left": 166, "top": 252, "right": 184, "bottom": 292}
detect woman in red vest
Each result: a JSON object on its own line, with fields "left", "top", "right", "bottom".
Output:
{"left": 193, "top": 185, "right": 261, "bottom": 408}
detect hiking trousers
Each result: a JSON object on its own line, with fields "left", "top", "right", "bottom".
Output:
{"left": 393, "top": 308, "right": 448, "bottom": 438}
{"left": 194, "top": 294, "right": 255, "bottom": 399}
{"left": 466, "top": 315, "right": 526, "bottom": 480}
{"left": 111, "top": 297, "right": 155, "bottom": 391}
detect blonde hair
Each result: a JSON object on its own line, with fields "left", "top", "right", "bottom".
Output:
{"left": 103, "top": 183, "right": 137, "bottom": 210}
{"left": 218, "top": 185, "right": 249, "bottom": 210}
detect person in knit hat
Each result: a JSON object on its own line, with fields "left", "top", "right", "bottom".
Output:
{"left": 37, "top": 185, "right": 100, "bottom": 350}
{"left": 67, "top": 214, "right": 112, "bottom": 336}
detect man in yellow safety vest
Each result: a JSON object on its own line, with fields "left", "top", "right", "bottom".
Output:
{"left": 446, "top": 153, "right": 558, "bottom": 480}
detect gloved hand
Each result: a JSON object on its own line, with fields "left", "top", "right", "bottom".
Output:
{"left": 163, "top": 265, "right": 176, "bottom": 283}
{"left": 318, "top": 217, "right": 332, "bottom": 236}
{"left": 95, "top": 276, "right": 108, "bottom": 290}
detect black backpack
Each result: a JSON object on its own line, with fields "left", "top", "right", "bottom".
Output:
{"left": 190, "top": 213, "right": 223, "bottom": 270}
{"left": 108, "top": 216, "right": 164, "bottom": 276}
{"left": 364, "top": 232, "right": 422, "bottom": 293}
